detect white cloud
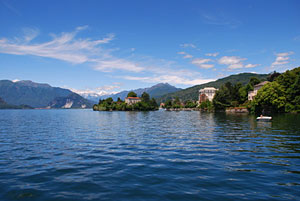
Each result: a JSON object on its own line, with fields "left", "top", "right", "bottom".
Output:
{"left": 177, "top": 51, "right": 193, "bottom": 59}
{"left": 22, "top": 27, "right": 39, "bottom": 42}
{"left": 218, "top": 56, "right": 247, "bottom": 69}
{"left": 191, "top": 58, "right": 212, "bottom": 64}
{"left": 123, "top": 75, "right": 214, "bottom": 86}
{"left": 271, "top": 52, "right": 294, "bottom": 67}
{"left": 205, "top": 52, "right": 219, "bottom": 57}
{"left": 0, "top": 26, "right": 114, "bottom": 64}
{"left": 191, "top": 58, "right": 214, "bottom": 68}
{"left": 218, "top": 56, "right": 245, "bottom": 65}
{"left": 93, "top": 59, "right": 144, "bottom": 72}
{"left": 180, "top": 43, "right": 196, "bottom": 48}
{"left": 201, "top": 13, "right": 241, "bottom": 28}
{"left": 0, "top": 26, "right": 215, "bottom": 87}
{"left": 245, "top": 64, "right": 259, "bottom": 68}
{"left": 228, "top": 63, "right": 244, "bottom": 69}
{"left": 183, "top": 54, "right": 193, "bottom": 59}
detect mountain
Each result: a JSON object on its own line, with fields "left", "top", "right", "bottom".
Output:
{"left": 48, "top": 93, "right": 93, "bottom": 109}
{"left": 98, "top": 83, "right": 181, "bottom": 101}
{"left": 0, "top": 97, "right": 32, "bottom": 109}
{"left": 157, "top": 73, "right": 269, "bottom": 103}
{"left": 0, "top": 80, "right": 92, "bottom": 108}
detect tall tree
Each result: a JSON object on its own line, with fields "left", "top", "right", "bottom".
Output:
{"left": 141, "top": 92, "right": 150, "bottom": 103}
{"left": 127, "top": 91, "right": 137, "bottom": 97}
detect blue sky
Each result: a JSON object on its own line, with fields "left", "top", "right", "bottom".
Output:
{"left": 0, "top": 0, "right": 299, "bottom": 95}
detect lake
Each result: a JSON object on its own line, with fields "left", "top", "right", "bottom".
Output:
{"left": 0, "top": 109, "right": 299, "bottom": 201}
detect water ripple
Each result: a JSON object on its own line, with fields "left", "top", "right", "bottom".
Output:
{"left": 0, "top": 110, "right": 299, "bottom": 200}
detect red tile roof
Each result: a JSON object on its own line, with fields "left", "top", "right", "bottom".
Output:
{"left": 126, "top": 97, "right": 141, "bottom": 100}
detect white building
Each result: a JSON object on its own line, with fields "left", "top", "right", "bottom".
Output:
{"left": 125, "top": 97, "right": 141, "bottom": 105}
{"left": 199, "top": 87, "right": 218, "bottom": 103}
{"left": 248, "top": 81, "right": 269, "bottom": 101}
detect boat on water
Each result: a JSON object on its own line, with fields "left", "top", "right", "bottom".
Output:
{"left": 256, "top": 116, "right": 272, "bottom": 121}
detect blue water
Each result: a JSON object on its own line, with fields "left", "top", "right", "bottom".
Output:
{"left": 0, "top": 109, "right": 299, "bottom": 201}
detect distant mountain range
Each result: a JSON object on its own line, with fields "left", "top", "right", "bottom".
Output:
{"left": 96, "top": 83, "right": 181, "bottom": 102}
{"left": 0, "top": 80, "right": 93, "bottom": 109}
{"left": 157, "top": 73, "right": 269, "bottom": 103}
{"left": 0, "top": 97, "right": 32, "bottom": 109}
{"left": 0, "top": 73, "right": 269, "bottom": 109}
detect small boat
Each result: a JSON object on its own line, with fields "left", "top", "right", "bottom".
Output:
{"left": 256, "top": 116, "right": 272, "bottom": 121}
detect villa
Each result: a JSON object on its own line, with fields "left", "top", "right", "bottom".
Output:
{"left": 199, "top": 87, "right": 218, "bottom": 103}
{"left": 125, "top": 97, "right": 141, "bottom": 105}
{"left": 248, "top": 81, "right": 269, "bottom": 101}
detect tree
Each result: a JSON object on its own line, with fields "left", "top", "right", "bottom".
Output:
{"left": 127, "top": 91, "right": 137, "bottom": 97}
{"left": 184, "top": 100, "right": 197, "bottom": 108}
{"left": 267, "top": 71, "right": 281, "bottom": 82}
{"left": 213, "top": 85, "right": 231, "bottom": 110}
{"left": 164, "top": 100, "right": 172, "bottom": 109}
{"left": 150, "top": 98, "right": 158, "bottom": 109}
{"left": 105, "top": 97, "right": 113, "bottom": 105}
{"left": 251, "top": 82, "right": 286, "bottom": 113}
{"left": 141, "top": 92, "right": 150, "bottom": 103}
{"left": 249, "top": 77, "right": 260, "bottom": 86}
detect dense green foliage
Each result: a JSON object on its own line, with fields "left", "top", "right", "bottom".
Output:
{"left": 127, "top": 91, "right": 137, "bottom": 97}
{"left": 251, "top": 67, "right": 300, "bottom": 113}
{"left": 158, "top": 67, "right": 299, "bottom": 113}
{"left": 93, "top": 92, "right": 158, "bottom": 111}
{"left": 199, "top": 100, "right": 213, "bottom": 111}
{"left": 157, "top": 73, "right": 268, "bottom": 103}
{"left": 213, "top": 81, "right": 251, "bottom": 111}
{"left": 162, "top": 97, "right": 197, "bottom": 109}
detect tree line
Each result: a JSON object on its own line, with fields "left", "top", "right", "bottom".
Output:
{"left": 162, "top": 66, "right": 300, "bottom": 113}
{"left": 93, "top": 91, "right": 158, "bottom": 111}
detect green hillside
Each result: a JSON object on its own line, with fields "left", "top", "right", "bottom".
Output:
{"left": 157, "top": 73, "right": 268, "bottom": 103}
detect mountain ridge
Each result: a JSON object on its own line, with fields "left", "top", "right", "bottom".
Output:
{"left": 97, "top": 83, "right": 181, "bottom": 101}
{"left": 157, "top": 73, "right": 269, "bottom": 103}
{"left": 0, "top": 80, "right": 92, "bottom": 108}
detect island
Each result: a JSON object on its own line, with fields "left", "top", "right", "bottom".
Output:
{"left": 93, "top": 92, "right": 158, "bottom": 111}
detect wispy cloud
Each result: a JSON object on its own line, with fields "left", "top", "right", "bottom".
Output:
{"left": 271, "top": 51, "right": 294, "bottom": 67}
{"left": 93, "top": 59, "right": 143, "bottom": 72}
{"left": 1, "top": 0, "right": 21, "bottom": 16}
{"left": 205, "top": 52, "right": 219, "bottom": 57}
{"left": 0, "top": 26, "right": 147, "bottom": 73}
{"left": 180, "top": 43, "right": 196, "bottom": 48}
{"left": 0, "top": 26, "right": 116, "bottom": 65}
{"left": 183, "top": 54, "right": 193, "bottom": 59}
{"left": 0, "top": 26, "right": 214, "bottom": 86}
{"left": 218, "top": 56, "right": 246, "bottom": 69}
{"left": 201, "top": 12, "right": 241, "bottom": 28}
{"left": 177, "top": 51, "right": 193, "bottom": 59}
{"left": 294, "top": 35, "right": 300, "bottom": 41}
{"left": 123, "top": 75, "right": 214, "bottom": 86}
{"left": 191, "top": 58, "right": 214, "bottom": 69}
{"left": 245, "top": 64, "right": 260, "bottom": 68}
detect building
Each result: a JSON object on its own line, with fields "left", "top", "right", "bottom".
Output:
{"left": 125, "top": 97, "right": 141, "bottom": 105}
{"left": 199, "top": 87, "right": 218, "bottom": 103}
{"left": 248, "top": 81, "right": 269, "bottom": 101}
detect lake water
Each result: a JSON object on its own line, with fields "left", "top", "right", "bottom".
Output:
{"left": 0, "top": 109, "right": 299, "bottom": 201}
